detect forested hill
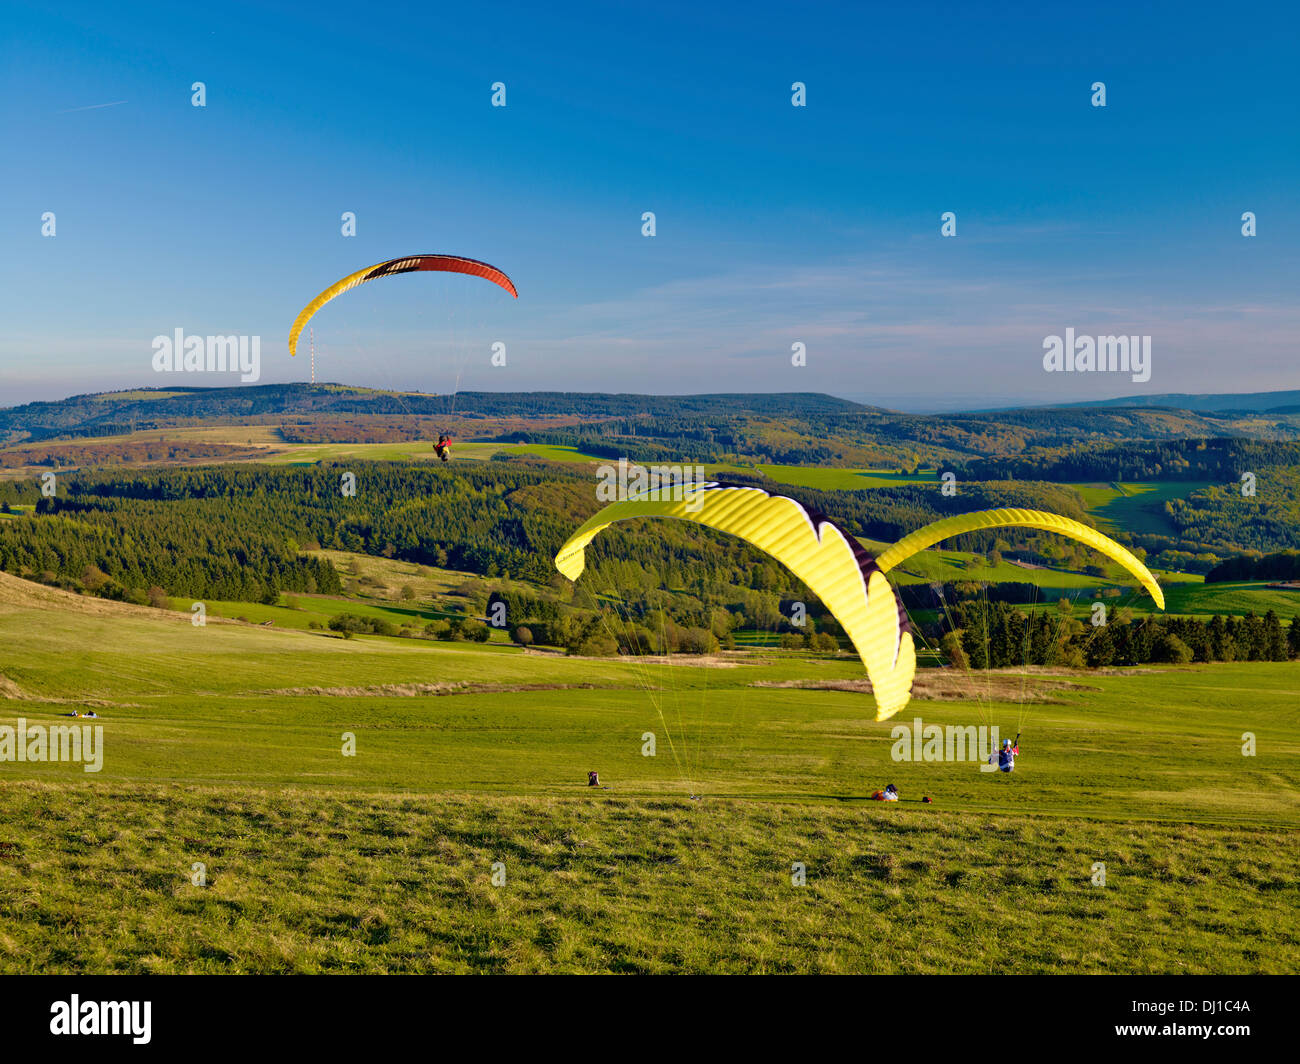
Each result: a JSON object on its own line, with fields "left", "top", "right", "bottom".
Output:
{"left": 1053, "top": 390, "right": 1300, "bottom": 414}
{"left": 961, "top": 438, "right": 1300, "bottom": 482}
{"left": 0, "top": 462, "right": 1101, "bottom": 605}
{"left": 6, "top": 385, "right": 1300, "bottom": 461}
{"left": 0, "top": 385, "right": 869, "bottom": 440}
{"left": 453, "top": 392, "right": 872, "bottom": 417}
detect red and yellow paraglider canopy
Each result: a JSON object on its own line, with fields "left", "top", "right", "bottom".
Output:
{"left": 288, "top": 254, "right": 517, "bottom": 357}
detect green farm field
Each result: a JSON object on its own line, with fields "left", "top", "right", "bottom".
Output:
{"left": 723, "top": 466, "right": 938, "bottom": 491}
{"left": 1159, "top": 581, "right": 1300, "bottom": 619}
{"left": 1, "top": 569, "right": 1297, "bottom": 973}
{"left": 263, "top": 440, "right": 509, "bottom": 464}
{"left": 1070, "top": 481, "right": 1216, "bottom": 536}
{"left": 163, "top": 552, "right": 549, "bottom": 637}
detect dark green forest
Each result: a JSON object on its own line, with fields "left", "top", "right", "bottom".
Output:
{"left": 962, "top": 438, "right": 1300, "bottom": 482}
{"left": 0, "top": 463, "right": 1134, "bottom": 625}
{"left": 1207, "top": 550, "right": 1300, "bottom": 583}
{"left": 946, "top": 599, "right": 1298, "bottom": 669}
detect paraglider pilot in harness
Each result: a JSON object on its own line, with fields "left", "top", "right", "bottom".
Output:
{"left": 434, "top": 434, "right": 452, "bottom": 462}
{"left": 998, "top": 733, "right": 1020, "bottom": 773}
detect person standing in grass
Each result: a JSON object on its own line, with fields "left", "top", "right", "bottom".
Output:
{"left": 998, "top": 736, "right": 1019, "bottom": 773}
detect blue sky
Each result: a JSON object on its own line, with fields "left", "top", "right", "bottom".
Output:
{"left": 2, "top": 0, "right": 1296, "bottom": 409}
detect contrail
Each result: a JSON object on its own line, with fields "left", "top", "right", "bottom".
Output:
{"left": 57, "top": 100, "right": 128, "bottom": 114}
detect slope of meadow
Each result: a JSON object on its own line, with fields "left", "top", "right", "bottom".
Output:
{"left": 1, "top": 570, "right": 1297, "bottom": 973}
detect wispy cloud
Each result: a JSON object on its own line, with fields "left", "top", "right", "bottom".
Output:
{"left": 56, "top": 100, "right": 128, "bottom": 114}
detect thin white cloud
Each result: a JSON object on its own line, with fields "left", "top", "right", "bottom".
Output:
{"left": 56, "top": 100, "right": 128, "bottom": 114}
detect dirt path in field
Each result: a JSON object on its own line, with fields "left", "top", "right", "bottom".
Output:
{"left": 268, "top": 681, "right": 604, "bottom": 698}
{"left": 0, "top": 673, "right": 27, "bottom": 700}
{"left": 524, "top": 648, "right": 742, "bottom": 668}
{"left": 754, "top": 668, "right": 1102, "bottom": 703}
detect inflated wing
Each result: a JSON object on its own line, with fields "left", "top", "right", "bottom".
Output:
{"left": 555, "top": 482, "right": 916, "bottom": 721}
{"left": 288, "top": 254, "right": 517, "bottom": 356}
{"left": 874, "top": 507, "right": 1164, "bottom": 609}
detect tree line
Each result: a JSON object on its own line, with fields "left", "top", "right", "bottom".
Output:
{"left": 961, "top": 437, "right": 1300, "bottom": 483}
{"left": 1207, "top": 550, "right": 1300, "bottom": 583}
{"left": 941, "top": 599, "right": 1297, "bottom": 669}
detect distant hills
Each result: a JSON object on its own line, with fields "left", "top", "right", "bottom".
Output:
{"left": 1051, "top": 391, "right": 1300, "bottom": 415}
{"left": 0, "top": 385, "right": 872, "bottom": 442}
{"left": 4, "top": 383, "right": 1300, "bottom": 453}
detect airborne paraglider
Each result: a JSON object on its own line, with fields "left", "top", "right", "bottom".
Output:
{"left": 287, "top": 254, "right": 517, "bottom": 358}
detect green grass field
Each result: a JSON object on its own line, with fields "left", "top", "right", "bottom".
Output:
{"left": 264, "top": 440, "right": 509, "bottom": 464}
{"left": 511, "top": 443, "right": 606, "bottom": 464}
{"left": 3, "top": 782, "right": 1293, "bottom": 974}
{"left": 165, "top": 551, "right": 546, "bottom": 638}
{"left": 1, "top": 569, "right": 1297, "bottom": 972}
{"left": 1066, "top": 580, "right": 1300, "bottom": 621}
{"left": 1072, "top": 481, "right": 1216, "bottom": 536}
{"left": 879, "top": 546, "right": 1116, "bottom": 590}
{"left": 719, "top": 466, "right": 938, "bottom": 491}
{"left": 168, "top": 593, "right": 480, "bottom": 633}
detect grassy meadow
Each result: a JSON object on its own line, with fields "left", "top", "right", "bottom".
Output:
{"left": 1077, "top": 481, "right": 1217, "bottom": 536}
{"left": 1, "top": 569, "right": 1297, "bottom": 973}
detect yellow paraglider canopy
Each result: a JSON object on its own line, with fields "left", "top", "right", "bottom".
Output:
{"left": 874, "top": 507, "right": 1164, "bottom": 609}
{"left": 556, "top": 495, "right": 1162, "bottom": 724}
{"left": 556, "top": 481, "right": 917, "bottom": 721}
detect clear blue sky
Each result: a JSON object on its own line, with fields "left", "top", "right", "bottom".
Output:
{"left": 2, "top": 0, "right": 1296, "bottom": 409}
